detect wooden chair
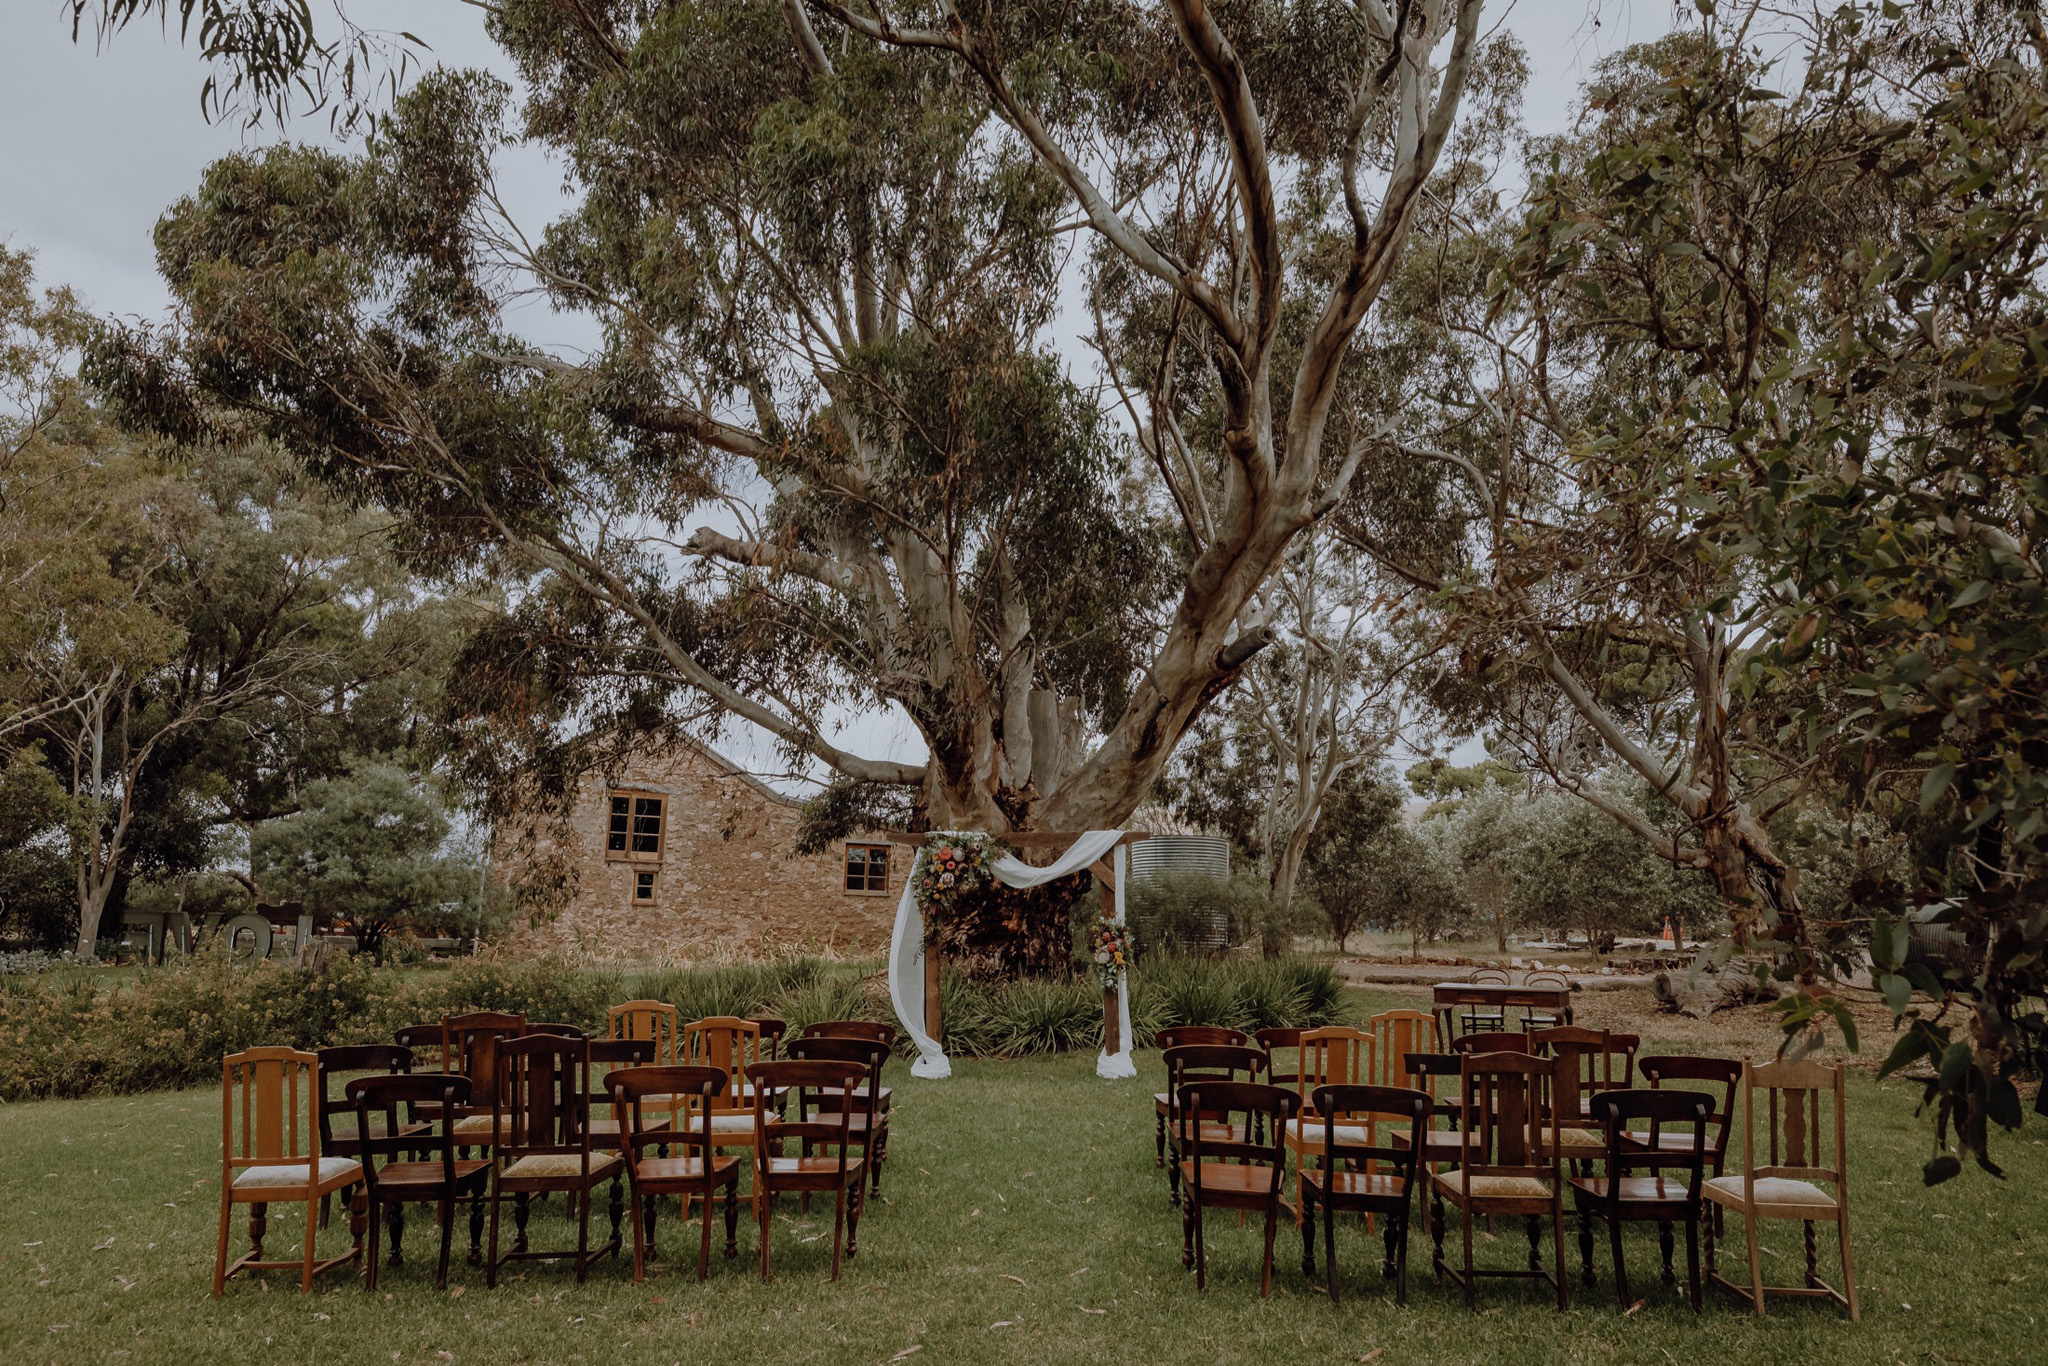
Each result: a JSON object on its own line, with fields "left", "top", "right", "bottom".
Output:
{"left": 1392, "top": 1052, "right": 1469, "bottom": 1177}
{"left": 1161, "top": 1044, "right": 1269, "bottom": 1207}
{"left": 442, "top": 1011, "right": 527, "bottom": 1148}
{"left": 482, "top": 1033, "right": 624, "bottom": 1286}
{"left": 747, "top": 1058, "right": 873, "bottom": 1281}
{"left": 609, "top": 1001, "right": 681, "bottom": 1063}
{"left": 1449, "top": 1029, "right": 1534, "bottom": 1057}
{"left": 608, "top": 1065, "right": 742, "bottom": 1282}
{"left": 682, "top": 1017, "right": 767, "bottom": 1222}
{"left": 1285, "top": 1026, "right": 1374, "bottom": 1222}
{"left": 1461, "top": 967, "right": 1511, "bottom": 1034}
{"left": 315, "top": 1044, "right": 422, "bottom": 1229}
{"left": 214, "top": 1047, "right": 364, "bottom": 1295}
{"left": 1299, "top": 1084, "right": 1429, "bottom": 1305}
{"left": 788, "top": 1036, "right": 892, "bottom": 1196}
{"left": 1634, "top": 1055, "right": 1741, "bottom": 1183}
{"left": 1255, "top": 1027, "right": 1309, "bottom": 1092}
{"left": 750, "top": 1015, "right": 789, "bottom": 1059}
{"left": 585, "top": 1038, "right": 658, "bottom": 1153}
{"left": 393, "top": 1024, "right": 450, "bottom": 1121}
{"left": 801, "top": 1019, "right": 896, "bottom": 1115}
{"left": 1703, "top": 1060, "right": 1858, "bottom": 1320}
{"left": 1532, "top": 1027, "right": 1637, "bottom": 1165}
{"left": 1175, "top": 1079, "right": 1301, "bottom": 1296}
{"left": 1430, "top": 1051, "right": 1568, "bottom": 1310}
{"left": 1568, "top": 1088, "right": 1710, "bottom": 1311}
{"left": 529, "top": 1022, "right": 588, "bottom": 1038}
{"left": 1152, "top": 1026, "right": 1250, "bottom": 1170}
{"left": 1371, "top": 1010, "right": 1438, "bottom": 1088}
{"left": 1521, "top": 968, "right": 1573, "bottom": 1029}
{"left": 348, "top": 1073, "right": 492, "bottom": 1290}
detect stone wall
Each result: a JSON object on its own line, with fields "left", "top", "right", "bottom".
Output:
{"left": 497, "top": 740, "right": 899, "bottom": 962}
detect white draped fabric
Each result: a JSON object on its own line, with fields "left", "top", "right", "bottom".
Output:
{"left": 887, "top": 830, "right": 1133, "bottom": 1080}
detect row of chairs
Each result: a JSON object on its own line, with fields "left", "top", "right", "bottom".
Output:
{"left": 214, "top": 1011, "right": 900, "bottom": 1295}
{"left": 1154, "top": 1025, "right": 1857, "bottom": 1320}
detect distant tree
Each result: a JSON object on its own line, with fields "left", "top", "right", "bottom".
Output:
{"left": 1300, "top": 765, "right": 1406, "bottom": 953}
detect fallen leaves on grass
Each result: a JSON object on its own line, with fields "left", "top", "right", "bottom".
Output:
{"left": 1001, "top": 1274, "right": 1028, "bottom": 1287}
{"left": 1078, "top": 1306, "right": 1107, "bottom": 1315}
{"left": 888, "top": 1346, "right": 922, "bottom": 1361}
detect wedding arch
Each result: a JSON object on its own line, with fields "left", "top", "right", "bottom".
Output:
{"left": 884, "top": 830, "right": 1149, "bottom": 1080}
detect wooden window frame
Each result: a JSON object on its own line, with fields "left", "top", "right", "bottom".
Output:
{"left": 632, "top": 868, "right": 659, "bottom": 903}
{"left": 843, "top": 842, "right": 891, "bottom": 895}
{"left": 606, "top": 789, "right": 667, "bottom": 862}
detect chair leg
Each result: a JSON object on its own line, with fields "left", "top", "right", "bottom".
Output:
{"left": 575, "top": 1181, "right": 593, "bottom": 1284}
{"left": 1156, "top": 1111, "right": 1166, "bottom": 1168}
{"left": 758, "top": 1190, "right": 773, "bottom": 1283}
{"left": 485, "top": 1180, "right": 502, "bottom": 1288}
{"left": 436, "top": 1197, "right": 454, "bottom": 1290}
{"left": 1743, "top": 1209, "right": 1766, "bottom": 1316}
{"left": 1460, "top": 1204, "right": 1476, "bottom": 1309}
{"left": 1577, "top": 1200, "right": 1595, "bottom": 1285}
{"left": 469, "top": 1191, "right": 485, "bottom": 1266}
{"left": 1394, "top": 1212, "right": 1411, "bottom": 1308}
{"left": 1685, "top": 1212, "right": 1701, "bottom": 1314}
{"left": 363, "top": 1196, "right": 381, "bottom": 1292}
{"left": 724, "top": 1177, "right": 740, "bottom": 1258}
{"left": 1192, "top": 1196, "right": 1207, "bottom": 1292}
{"left": 1609, "top": 1209, "right": 1629, "bottom": 1310}
{"left": 1837, "top": 1213, "right": 1859, "bottom": 1321}
{"left": 1299, "top": 1184, "right": 1316, "bottom": 1279}
{"left": 627, "top": 1184, "right": 648, "bottom": 1284}
{"left": 301, "top": 1194, "right": 319, "bottom": 1292}
{"left": 847, "top": 1177, "right": 865, "bottom": 1261}
{"left": 213, "top": 1189, "right": 233, "bottom": 1296}
{"left": 1553, "top": 1205, "right": 1569, "bottom": 1311}
{"left": 830, "top": 1187, "right": 847, "bottom": 1282}
{"left": 697, "top": 1184, "right": 714, "bottom": 1283}
{"left": 1660, "top": 1219, "right": 1676, "bottom": 1284}
{"left": 1259, "top": 1201, "right": 1278, "bottom": 1299}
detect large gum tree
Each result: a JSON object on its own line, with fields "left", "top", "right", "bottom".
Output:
{"left": 98, "top": 0, "right": 1488, "bottom": 836}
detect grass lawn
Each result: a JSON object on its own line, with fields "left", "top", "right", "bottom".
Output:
{"left": 0, "top": 1002, "right": 2041, "bottom": 1365}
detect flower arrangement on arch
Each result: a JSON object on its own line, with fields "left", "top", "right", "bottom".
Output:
{"left": 1091, "top": 914, "right": 1132, "bottom": 990}
{"left": 914, "top": 832, "right": 1003, "bottom": 939}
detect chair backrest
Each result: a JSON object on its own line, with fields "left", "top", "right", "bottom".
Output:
{"left": 315, "top": 1044, "right": 413, "bottom": 1151}
{"left": 1154, "top": 1025, "right": 1248, "bottom": 1051}
{"left": 348, "top": 1073, "right": 471, "bottom": 1190}
{"left": 749, "top": 1015, "right": 789, "bottom": 1058}
{"left": 442, "top": 1011, "right": 527, "bottom": 1107}
{"left": 1450, "top": 1030, "right": 1534, "bottom": 1057}
{"left": 1174, "top": 1081, "right": 1298, "bottom": 1191}
{"left": 1298, "top": 1027, "right": 1372, "bottom": 1112}
{"left": 1404, "top": 1052, "right": 1465, "bottom": 1125}
{"left": 1521, "top": 968, "right": 1571, "bottom": 989}
{"left": 1161, "top": 1043, "right": 1267, "bottom": 1087}
{"left": 1588, "top": 1087, "right": 1711, "bottom": 1181}
{"left": 1312, "top": 1083, "right": 1430, "bottom": 1176}
{"left": 684, "top": 1017, "right": 762, "bottom": 1110}
{"left": 393, "top": 1023, "right": 446, "bottom": 1068}
{"left": 801, "top": 1020, "right": 897, "bottom": 1046}
{"left": 494, "top": 1033, "right": 592, "bottom": 1156}
{"left": 588, "top": 1038, "right": 655, "bottom": 1110}
{"left": 608, "top": 1000, "right": 680, "bottom": 1064}
{"left": 747, "top": 1059, "right": 865, "bottom": 1179}
{"left": 528, "top": 1022, "right": 588, "bottom": 1039}
{"left": 221, "top": 1046, "right": 321, "bottom": 1180}
{"left": 1456, "top": 1052, "right": 1559, "bottom": 1176}
{"left": 1255, "top": 1027, "right": 1308, "bottom": 1088}
{"left": 1532, "top": 1026, "right": 1636, "bottom": 1117}
{"left": 788, "top": 1035, "right": 889, "bottom": 1115}
{"left": 1470, "top": 966, "right": 1510, "bottom": 985}
{"left": 606, "top": 1065, "right": 724, "bottom": 1164}
{"left": 1639, "top": 1054, "right": 1742, "bottom": 1154}
{"left": 1371, "top": 1010, "right": 1438, "bottom": 1088}
{"left": 1741, "top": 1059, "right": 1848, "bottom": 1191}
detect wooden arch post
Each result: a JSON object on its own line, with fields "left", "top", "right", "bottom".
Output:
{"left": 885, "top": 831, "right": 1149, "bottom": 1056}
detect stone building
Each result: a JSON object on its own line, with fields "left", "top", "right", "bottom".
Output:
{"left": 499, "top": 738, "right": 901, "bottom": 962}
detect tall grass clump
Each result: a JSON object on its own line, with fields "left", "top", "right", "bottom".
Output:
{"left": 1128, "top": 955, "right": 1344, "bottom": 1043}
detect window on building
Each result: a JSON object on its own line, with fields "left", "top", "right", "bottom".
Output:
{"left": 607, "top": 791, "right": 665, "bottom": 859}
{"left": 633, "top": 869, "right": 658, "bottom": 903}
{"left": 844, "top": 843, "right": 890, "bottom": 893}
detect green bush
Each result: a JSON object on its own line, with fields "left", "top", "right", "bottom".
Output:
{"left": 1128, "top": 955, "right": 1344, "bottom": 1042}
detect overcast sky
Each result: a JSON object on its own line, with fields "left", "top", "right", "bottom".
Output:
{"left": 0, "top": 0, "right": 1675, "bottom": 788}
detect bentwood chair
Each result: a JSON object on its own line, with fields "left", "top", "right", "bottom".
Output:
{"left": 1176, "top": 1080, "right": 1301, "bottom": 1296}
{"left": 483, "top": 1034, "right": 624, "bottom": 1287}
{"left": 608, "top": 1065, "right": 742, "bottom": 1282}
{"left": 1703, "top": 1060, "right": 1858, "bottom": 1320}
{"left": 1430, "top": 1051, "right": 1568, "bottom": 1310}
{"left": 1569, "top": 1088, "right": 1710, "bottom": 1311}
{"left": 348, "top": 1073, "right": 492, "bottom": 1290}
{"left": 1161, "top": 1044, "right": 1269, "bottom": 1207}
{"left": 1522, "top": 968, "right": 1573, "bottom": 1030}
{"left": 214, "top": 1047, "right": 364, "bottom": 1295}
{"left": 1462, "top": 967, "right": 1512, "bottom": 1034}
{"left": 1299, "top": 1084, "right": 1430, "bottom": 1305}
{"left": 1153, "top": 1026, "right": 1250, "bottom": 1170}
{"left": 747, "top": 1059, "right": 873, "bottom": 1281}
{"left": 1285, "top": 1027, "right": 1375, "bottom": 1222}
{"left": 788, "top": 1036, "right": 892, "bottom": 1196}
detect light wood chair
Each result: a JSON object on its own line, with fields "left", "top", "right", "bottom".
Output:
{"left": 1371, "top": 1010, "right": 1439, "bottom": 1089}
{"left": 213, "top": 1047, "right": 364, "bottom": 1295}
{"left": 682, "top": 1017, "right": 767, "bottom": 1222}
{"left": 1285, "top": 1027, "right": 1375, "bottom": 1223}
{"left": 1430, "top": 1051, "right": 1568, "bottom": 1310}
{"left": 609, "top": 1001, "right": 681, "bottom": 1062}
{"left": 1703, "top": 1059, "right": 1858, "bottom": 1320}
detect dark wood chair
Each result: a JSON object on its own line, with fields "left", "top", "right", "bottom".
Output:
{"left": 529, "top": 1022, "right": 589, "bottom": 1039}
{"left": 213, "top": 1047, "right": 364, "bottom": 1295}
{"left": 442, "top": 1012, "right": 527, "bottom": 1148}
{"left": 482, "top": 1033, "right": 624, "bottom": 1286}
{"left": 585, "top": 1038, "right": 658, "bottom": 1153}
{"left": 392, "top": 1025, "right": 450, "bottom": 1120}
{"left": 315, "top": 1044, "right": 421, "bottom": 1228}
{"left": 1299, "top": 1083, "right": 1430, "bottom": 1305}
{"left": 746, "top": 1058, "right": 872, "bottom": 1281}
{"left": 1532, "top": 1026, "right": 1637, "bottom": 1165}
{"left": 749, "top": 1015, "right": 789, "bottom": 1059}
{"left": 608, "top": 1065, "right": 742, "bottom": 1282}
{"left": 788, "top": 1036, "right": 892, "bottom": 1196}
{"left": 1569, "top": 1088, "right": 1710, "bottom": 1311}
{"left": 1430, "top": 1051, "right": 1568, "bottom": 1310}
{"left": 348, "top": 1073, "right": 492, "bottom": 1289}
{"left": 1175, "top": 1079, "right": 1301, "bottom": 1296}
{"left": 1255, "top": 1026, "right": 1308, "bottom": 1091}
{"left": 800, "top": 1020, "right": 895, "bottom": 1115}
{"left": 1161, "top": 1044, "right": 1269, "bottom": 1207}
{"left": 1151, "top": 1026, "right": 1250, "bottom": 1170}
{"left": 1634, "top": 1055, "right": 1741, "bottom": 1184}
{"left": 1449, "top": 1029, "right": 1535, "bottom": 1057}
{"left": 1462, "top": 967, "right": 1511, "bottom": 1034}
{"left": 1521, "top": 968, "right": 1573, "bottom": 1029}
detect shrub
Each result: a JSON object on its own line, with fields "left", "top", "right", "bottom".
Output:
{"left": 1128, "top": 955, "right": 1344, "bottom": 1042}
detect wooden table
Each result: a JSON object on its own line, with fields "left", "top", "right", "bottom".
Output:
{"left": 1430, "top": 981, "right": 1573, "bottom": 1037}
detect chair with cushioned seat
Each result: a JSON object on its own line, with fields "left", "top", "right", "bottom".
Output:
{"left": 1299, "top": 1083, "right": 1429, "bottom": 1306}
{"left": 441, "top": 1012, "right": 527, "bottom": 1150}
{"left": 1284, "top": 1026, "right": 1375, "bottom": 1223}
{"left": 1703, "top": 1059, "right": 1858, "bottom": 1320}
{"left": 482, "top": 1033, "right": 623, "bottom": 1286}
{"left": 681, "top": 1017, "right": 767, "bottom": 1223}
{"left": 1568, "top": 1088, "right": 1711, "bottom": 1311}
{"left": 213, "top": 1047, "right": 364, "bottom": 1295}
{"left": 1531, "top": 1027, "right": 1635, "bottom": 1167}
{"left": 1152, "top": 1026, "right": 1249, "bottom": 1173}
{"left": 608, "top": 1065, "right": 742, "bottom": 1282}
{"left": 348, "top": 1073, "right": 492, "bottom": 1289}
{"left": 1176, "top": 1079, "right": 1301, "bottom": 1296}
{"left": 1430, "top": 1050, "right": 1568, "bottom": 1310}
